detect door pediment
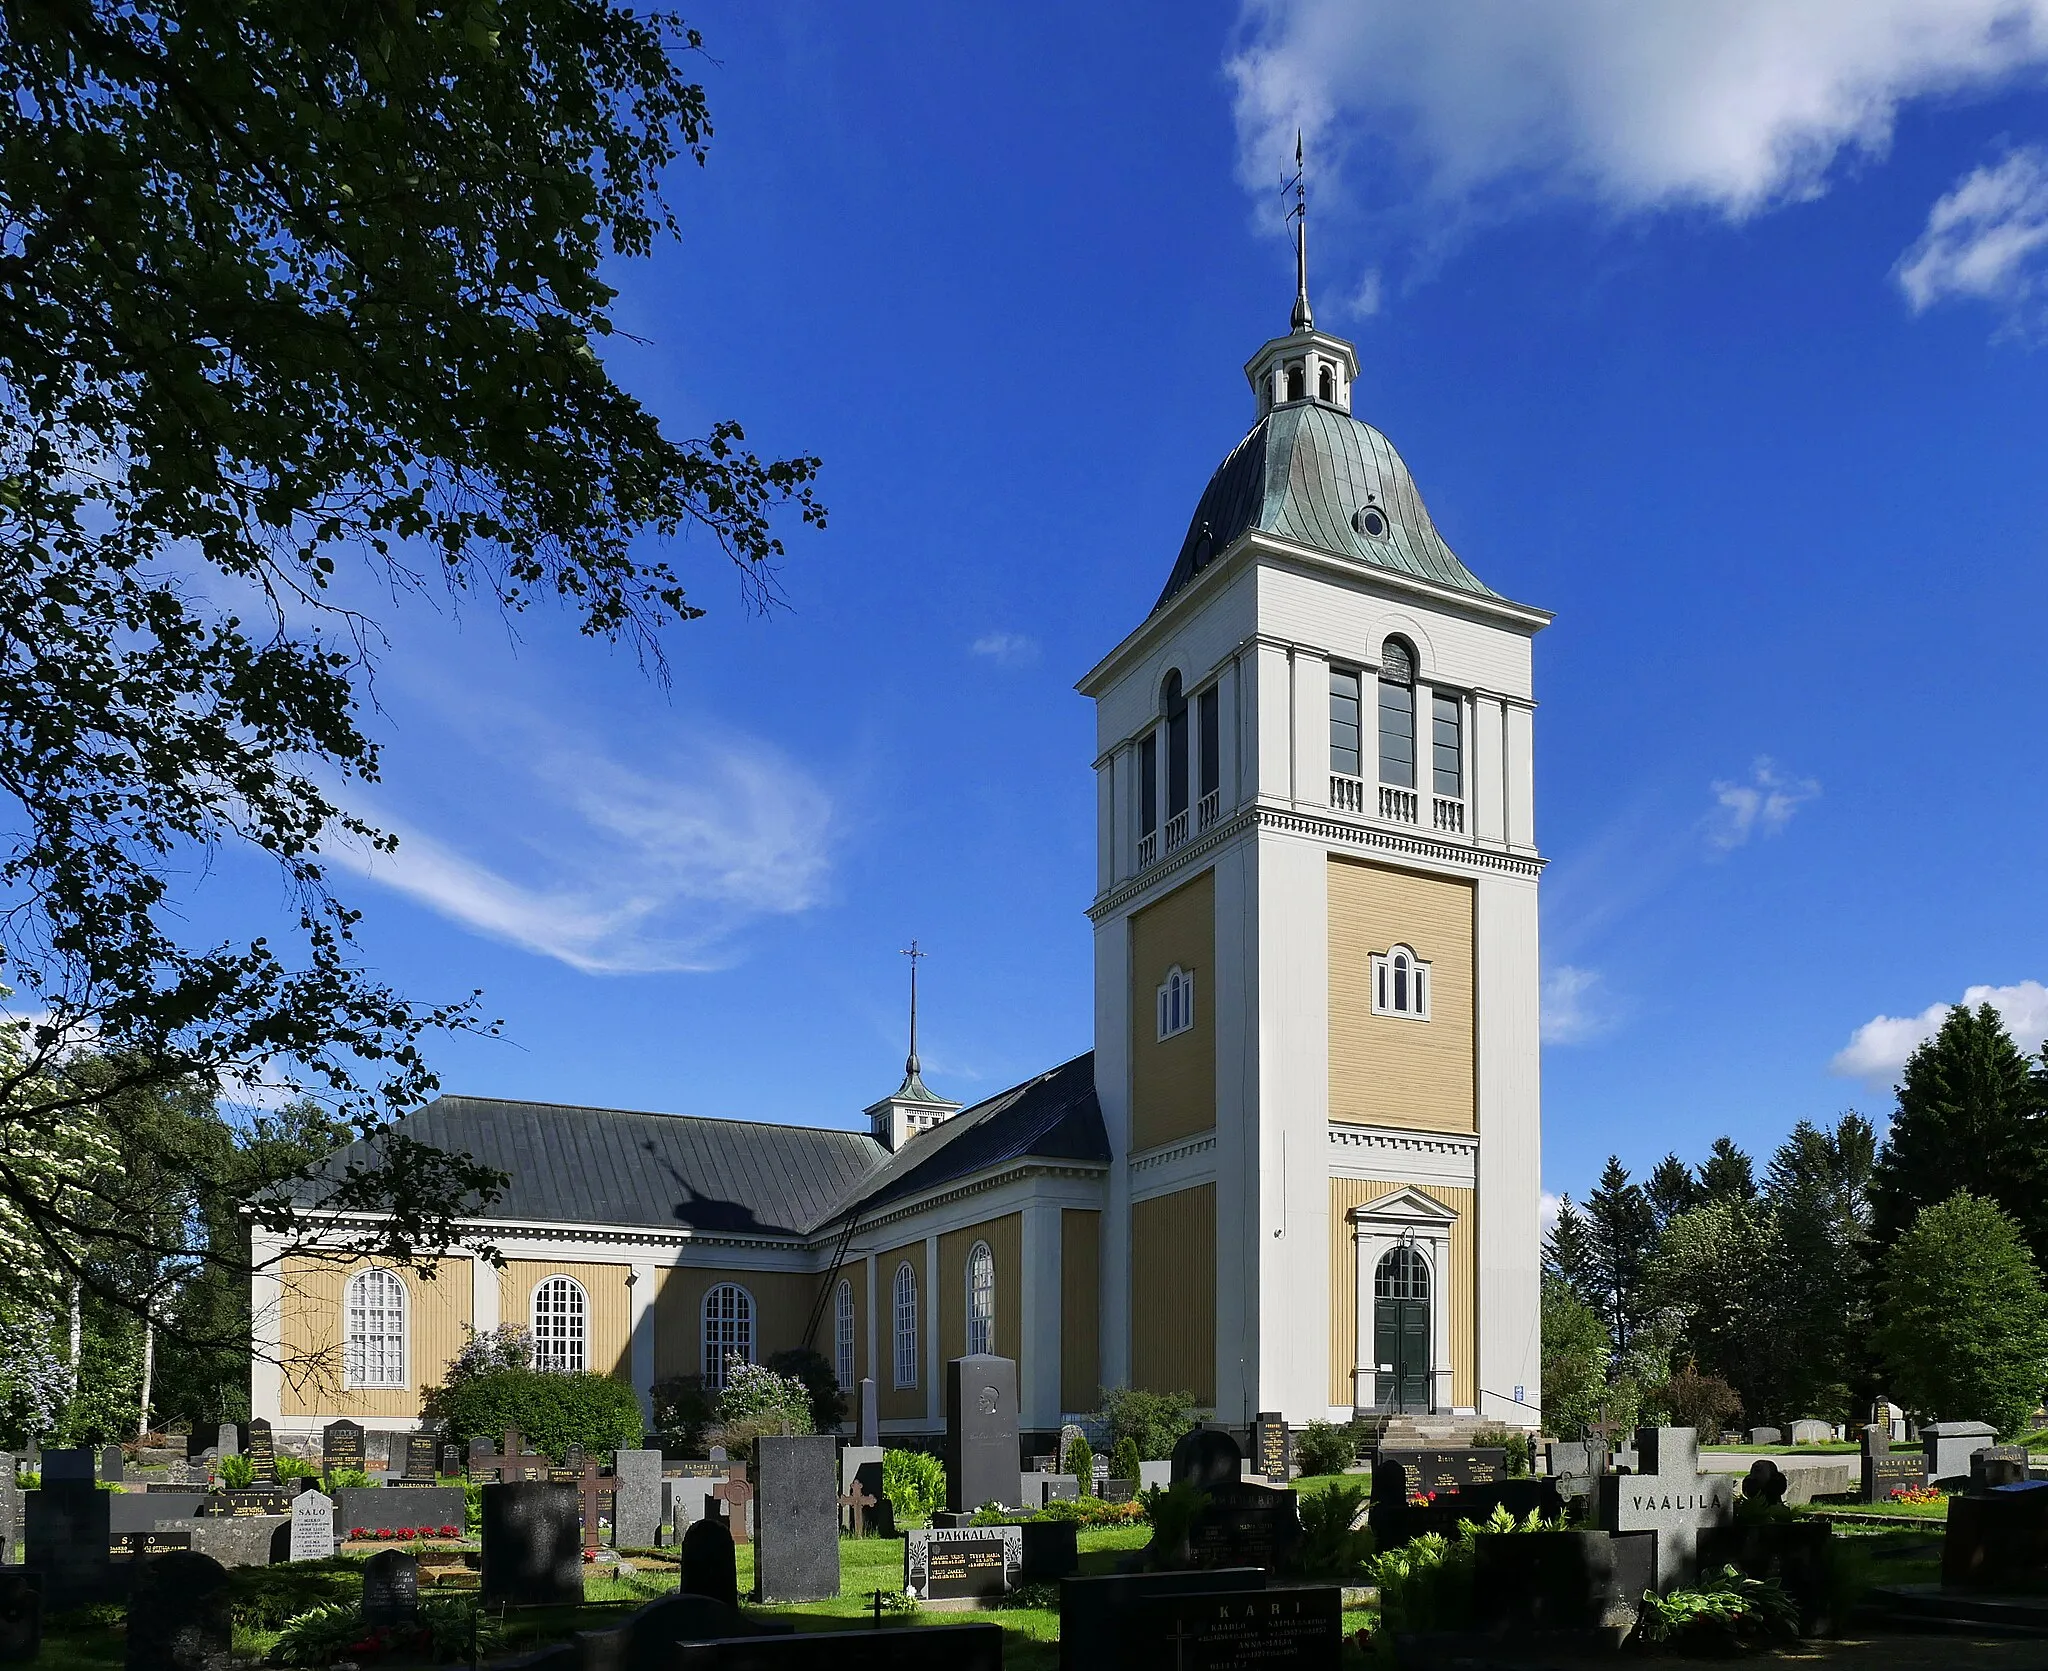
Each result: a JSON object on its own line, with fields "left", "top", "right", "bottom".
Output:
{"left": 1347, "top": 1185, "right": 1458, "bottom": 1227}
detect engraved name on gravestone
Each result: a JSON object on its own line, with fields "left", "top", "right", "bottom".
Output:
{"left": 439, "top": 1442, "right": 463, "bottom": 1479}
{"left": 1253, "top": 1414, "right": 1289, "bottom": 1484}
{"left": 1595, "top": 1428, "right": 1732, "bottom": 1593}
{"left": 289, "top": 1490, "right": 336, "bottom": 1562}
{"left": 1382, "top": 1449, "right": 1505, "bottom": 1499}
{"left": 1133, "top": 1584, "right": 1343, "bottom": 1671}
{"left": 322, "top": 1420, "right": 364, "bottom": 1481}
{"left": 400, "top": 1435, "right": 438, "bottom": 1483}
{"left": 362, "top": 1549, "right": 420, "bottom": 1625}
{"left": 905, "top": 1525, "right": 1022, "bottom": 1601}
{"left": 1860, "top": 1421, "right": 1926, "bottom": 1503}
{"left": 244, "top": 1419, "right": 277, "bottom": 1484}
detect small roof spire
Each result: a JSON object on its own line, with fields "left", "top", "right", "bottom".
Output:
{"left": 901, "top": 939, "right": 924, "bottom": 1080}
{"left": 1289, "top": 130, "right": 1312, "bottom": 333}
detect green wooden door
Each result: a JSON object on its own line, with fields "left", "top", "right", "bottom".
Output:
{"left": 1372, "top": 1245, "right": 1432, "bottom": 1410}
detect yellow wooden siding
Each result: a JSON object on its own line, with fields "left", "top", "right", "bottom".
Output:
{"left": 1130, "top": 869, "right": 1216, "bottom": 1151}
{"left": 651, "top": 1265, "right": 821, "bottom": 1383}
{"left": 875, "top": 1239, "right": 928, "bottom": 1421}
{"left": 937, "top": 1214, "right": 1022, "bottom": 1366}
{"left": 278, "top": 1256, "right": 470, "bottom": 1419}
{"left": 1130, "top": 1184, "right": 1216, "bottom": 1403}
{"left": 1328, "top": 857, "right": 1476, "bottom": 1132}
{"left": 499, "top": 1261, "right": 633, "bottom": 1381}
{"left": 1060, "top": 1210, "right": 1102, "bottom": 1412}
{"left": 1326, "top": 1177, "right": 1476, "bottom": 1409}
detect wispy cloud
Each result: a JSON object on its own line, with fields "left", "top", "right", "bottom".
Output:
{"left": 1831, "top": 979, "right": 2048, "bottom": 1089}
{"left": 1229, "top": 2, "right": 2048, "bottom": 230}
{"left": 1348, "top": 268, "right": 1383, "bottom": 318}
{"left": 969, "top": 631, "right": 1041, "bottom": 668}
{"left": 1542, "top": 964, "right": 1615, "bottom": 1045}
{"left": 343, "top": 725, "right": 833, "bottom": 975}
{"left": 1539, "top": 1191, "right": 1563, "bottom": 1240}
{"left": 1897, "top": 146, "right": 2048, "bottom": 336}
{"left": 1705, "top": 757, "right": 1819, "bottom": 851}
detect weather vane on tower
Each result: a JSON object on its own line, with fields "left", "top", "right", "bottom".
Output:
{"left": 1286, "top": 129, "right": 1312, "bottom": 333}
{"left": 900, "top": 939, "right": 926, "bottom": 1080}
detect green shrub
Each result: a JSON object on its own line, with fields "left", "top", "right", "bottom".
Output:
{"left": 1063, "top": 1429, "right": 1095, "bottom": 1486}
{"left": 273, "top": 1456, "right": 321, "bottom": 1484}
{"left": 969, "top": 1502, "right": 1012, "bottom": 1526}
{"left": 1467, "top": 1426, "right": 1532, "bottom": 1478}
{"left": 268, "top": 1602, "right": 362, "bottom": 1668}
{"left": 1032, "top": 1496, "right": 1147, "bottom": 1528}
{"left": 1111, "top": 1435, "right": 1143, "bottom": 1485}
{"left": 224, "top": 1563, "right": 363, "bottom": 1631}
{"left": 218, "top": 1454, "right": 254, "bottom": 1488}
{"left": 1101, "top": 1387, "right": 1206, "bottom": 1459}
{"left": 419, "top": 1594, "right": 502, "bottom": 1662}
{"left": 421, "top": 1366, "right": 644, "bottom": 1461}
{"left": 1367, "top": 1503, "right": 1556, "bottom": 1630}
{"left": 1293, "top": 1421, "right": 1355, "bottom": 1478}
{"left": 650, "top": 1374, "right": 717, "bottom": 1456}
{"left": 713, "top": 1361, "right": 815, "bottom": 1462}
{"left": 1296, "top": 1483, "right": 1373, "bottom": 1581}
{"left": 882, "top": 1448, "right": 946, "bottom": 1527}
{"left": 327, "top": 1468, "right": 371, "bottom": 1491}
{"left": 1136, "top": 1481, "right": 1207, "bottom": 1565}
{"left": 1637, "top": 1565, "right": 1797, "bottom": 1650}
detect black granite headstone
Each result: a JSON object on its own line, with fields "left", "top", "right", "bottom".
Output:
{"left": 362, "top": 1550, "right": 420, "bottom": 1625}
{"left": 680, "top": 1517, "right": 739, "bottom": 1612}
{"left": 125, "top": 1550, "right": 232, "bottom": 1671}
{"left": 403, "top": 1435, "right": 438, "bottom": 1481}
{"left": 1182, "top": 1480, "right": 1304, "bottom": 1571}
{"left": 26, "top": 1480, "right": 113, "bottom": 1610}
{"left": 1252, "top": 1414, "right": 1289, "bottom": 1483}
{"left": 905, "top": 1526, "right": 1021, "bottom": 1600}
{"left": 481, "top": 1482, "right": 583, "bottom": 1606}
{"left": 943, "top": 1354, "right": 1020, "bottom": 1515}
{"left": 1171, "top": 1428, "right": 1244, "bottom": 1491}
{"left": 1132, "top": 1584, "right": 1340, "bottom": 1671}
{"left": 243, "top": 1420, "right": 276, "bottom": 1485}
{"left": 1020, "top": 1519, "right": 1079, "bottom": 1582}
{"left": 751, "top": 1435, "right": 838, "bottom": 1603}
{"left": 1379, "top": 1448, "right": 1506, "bottom": 1498}
{"left": 1974, "top": 1446, "right": 2031, "bottom": 1492}
{"left": 1060, "top": 1570, "right": 1268, "bottom": 1671}
{"left": 0, "top": 1572, "right": 41, "bottom": 1664}
{"left": 440, "top": 1442, "right": 463, "bottom": 1479}
{"left": 98, "top": 1445, "right": 124, "bottom": 1485}
{"left": 321, "top": 1420, "right": 364, "bottom": 1481}
{"left": 571, "top": 1592, "right": 785, "bottom": 1671}
{"left": 1471, "top": 1529, "right": 1654, "bottom": 1643}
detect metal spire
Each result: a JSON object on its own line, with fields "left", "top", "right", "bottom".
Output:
{"left": 1288, "top": 129, "right": 1312, "bottom": 333}
{"left": 900, "top": 940, "right": 925, "bottom": 1080}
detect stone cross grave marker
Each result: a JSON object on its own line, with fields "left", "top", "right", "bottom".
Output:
{"left": 289, "top": 1489, "right": 336, "bottom": 1562}
{"left": 469, "top": 1427, "right": 547, "bottom": 1485}
{"left": 244, "top": 1419, "right": 277, "bottom": 1485}
{"left": 322, "top": 1420, "right": 364, "bottom": 1484}
{"left": 710, "top": 1462, "right": 754, "bottom": 1545}
{"left": 1596, "top": 1427, "right": 1732, "bottom": 1593}
{"left": 565, "top": 1453, "right": 608, "bottom": 1554}
{"left": 840, "top": 1477, "right": 878, "bottom": 1536}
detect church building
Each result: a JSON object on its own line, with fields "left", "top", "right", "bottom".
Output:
{"left": 254, "top": 231, "right": 1549, "bottom": 1449}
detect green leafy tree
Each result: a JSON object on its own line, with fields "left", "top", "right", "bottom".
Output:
{"left": 1063, "top": 1429, "right": 1095, "bottom": 1488}
{"left": 1583, "top": 1158, "right": 1657, "bottom": 1360}
{"left": 1699, "top": 1138, "right": 1758, "bottom": 1203}
{"left": 0, "top": 0, "right": 821, "bottom": 1353}
{"left": 1100, "top": 1386, "right": 1204, "bottom": 1459}
{"left": 421, "top": 1366, "right": 644, "bottom": 1459}
{"left": 1877, "top": 1192, "right": 2048, "bottom": 1435}
{"left": 1872, "top": 1005, "right": 2044, "bottom": 1262}
{"left": 1539, "top": 1274, "right": 1609, "bottom": 1440}
{"left": 1649, "top": 1197, "right": 1774, "bottom": 1419}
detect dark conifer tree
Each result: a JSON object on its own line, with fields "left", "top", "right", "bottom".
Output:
{"left": 1699, "top": 1137, "right": 1759, "bottom": 1203}
{"left": 1583, "top": 1157, "right": 1657, "bottom": 1358}
{"left": 1544, "top": 1195, "right": 1597, "bottom": 1302}
{"left": 1646, "top": 1153, "right": 1702, "bottom": 1229}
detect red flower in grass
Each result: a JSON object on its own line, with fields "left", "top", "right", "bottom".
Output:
{"left": 397, "top": 1527, "right": 417, "bottom": 1539}
{"left": 350, "top": 1528, "right": 369, "bottom": 1540}
{"left": 439, "top": 1525, "right": 460, "bottom": 1538}
{"left": 375, "top": 1527, "right": 395, "bottom": 1540}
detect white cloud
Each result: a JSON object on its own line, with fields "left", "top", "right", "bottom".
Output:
{"left": 1539, "top": 1191, "right": 1563, "bottom": 1240}
{"left": 1229, "top": 2, "right": 2048, "bottom": 224}
{"left": 344, "top": 731, "right": 833, "bottom": 975}
{"left": 1349, "top": 268, "right": 1383, "bottom": 317}
{"left": 969, "top": 632, "right": 1041, "bottom": 668}
{"left": 1831, "top": 978, "right": 2048, "bottom": 1086}
{"left": 1896, "top": 146, "right": 2048, "bottom": 332}
{"left": 1706, "top": 757, "right": 1819, "bottom": 851}
{"left": 1542, "top": 963, "right": 1614, "bottom": 1045}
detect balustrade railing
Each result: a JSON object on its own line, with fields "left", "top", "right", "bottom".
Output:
{"left": 1163, "top": 809, "right": 1190, "bottom": 854}
{"left": 1197, "top": 789, "right": 1222, "bottom": 832}
{"left": 1432, "top": 797, "right": 1465, "bottom": 834}
{"left": 1136, "top": 830, "right": 1157, "bottom": 869}
{"left": 1379, "top": 785, "right": 1418, "bottom": 824}
{"left": 1330, "top": 773, "right": 1365, "bottom": 813}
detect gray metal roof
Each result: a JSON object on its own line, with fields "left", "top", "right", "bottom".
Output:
{"left": 1156, "top": 400, "right": 1496, "bottom": 611}
{"left": 289, "top": 1096, "right": 886, "bottom": 1238}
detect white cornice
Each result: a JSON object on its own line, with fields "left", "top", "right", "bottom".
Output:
{"left": 1328, "top": 1124, "right": 1479, "bottom": 1189}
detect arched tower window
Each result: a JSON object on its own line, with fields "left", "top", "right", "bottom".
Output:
{"left": 1318, "top": 364, "right": 1334, "bottom": 402}
{"left": 1378, "top": 637, "right": 1416, "bottom": 789}
{"left": 833, "top": 1278, "right": 856, "bottom": 1392}
{"left": 343, "top": 1269, "right": 407, "bottom": 1388}
{"left": 1286, "top": 361, "right": 1305, "bottom": 402}
{"left": 966, "top": 1241, "right": 995, "bottom": 1357}
{"left": 1156, "top": 964, "right": 1195, "bottom": 1040}
{"left": 532, "top": 1275, "right": 588, "bottom": 1373}
{"left": 893, "top": 1263, "right": 919, "bottom": 1388}
{"left": 1163, "top": 671, "right": 1189, "bottom": 820}
{"left": 1371, "top": 943, "right": 1431, "bottom": 1020}
{"left": 702, "top": 1282, "right": 754, "bottom": 1390}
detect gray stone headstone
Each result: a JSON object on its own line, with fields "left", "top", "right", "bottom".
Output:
{"left": 481, "top": 1481, "right": 582, "bottom": 1606}
{"left": 905, "top": 1524, "right": 1022, "bottom": 1601}
{"left": 214, "top": 1425, "right": 237, "bottom": 1459}
{"left": 858, "top": 1377, "right": 879, "bottom": 1448}
{"left": 164, "top": 1457, "right": 189, "bottom": 1486}
{"left": 944, "top": 1354, "right": 1019, "bottom": 1514}
{"left": 126, "top": 1549, "right": 232, "bottom": 1671}
{"left": 680, "top": 1516, "right": 739, "bottom": 1611}
{"left": 1925, "top": 1420, "right": 2000, "bottom": 1488}
{"left": 1595, "top": 1427, "right": 1732, "bottom": 1593}
{"left": 0, "top": 1452, "right": 16, "bottom": 1564}
{"left": 98, "top": 1445, "right": 124, "bottom": 1484}
{"left": 288, "top": 1489, "right": 335, "bottom": 1562}
{"left": 1746, "top": 1427, "right": 1782, "bottom": 1446}
{"left": 612, "top": 1449, "right": 662, "bottom": 1551}
{"left": 1788, "top": 1420, "right": 1833, "bottom": 1445}
{"left": 362, "top": 1549, "right": 420, "bottom": 1625}
{"left": 751, "top": 1435, "right": 838, "bottom": 1603}
{"left": 25, "top": 1480, "right": 113, "bottom": 1609}
{"left": 184, "top": 1515, "right": 291, "bottom": 1570}
{"left": 666, "top": 1476, "right": 719, "bottom": 1536}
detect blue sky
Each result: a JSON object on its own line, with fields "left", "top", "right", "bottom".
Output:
{"left": 274, "top": 1, "right": 2048, "bottom": 1206}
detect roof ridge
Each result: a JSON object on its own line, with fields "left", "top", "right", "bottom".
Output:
{"left": 426, "top": 1094, "right": 881, "bottom": 1144}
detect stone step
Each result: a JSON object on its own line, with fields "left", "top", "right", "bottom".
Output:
{"left": 1865, "top": 1585, "right": 2048, "bottom": 1638}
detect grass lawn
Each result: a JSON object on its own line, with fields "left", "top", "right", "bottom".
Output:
{"left": 1807, "top": 1496, "right": 1949, "bottom": 1521}
{"left": 1699, "top": 1443, "right": 1860, "bottom": 1455}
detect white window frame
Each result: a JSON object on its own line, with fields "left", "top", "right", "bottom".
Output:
{"left": 965, "top": 1241, "right": 995, "bottom": 1357}
{"left": 702, "top": 1282, "right": 755, "bottom": 1391}
{"left": 892, "top": 1262, "right": 919, "bottom": 1389}
{"left": 342, "top": 1268, "right": 408, "bottom": 1389}
{"left": 833, "top": 1278, "right": 856, "bottom": 1392}
{"left": 1156, "top": 964, "right": 1195, "bottom": 1041}
{"left": 531, "top": 1275, "right": 589, "bottom": 1373}
{"left": 1370, "top": 944, "right": 1432, "bottom": 1021}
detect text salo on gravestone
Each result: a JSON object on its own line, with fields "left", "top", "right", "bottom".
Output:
{"left": 289, "top": 1490, "right": 336, "bottom": 1562}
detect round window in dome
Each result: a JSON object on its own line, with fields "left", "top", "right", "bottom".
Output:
{"left": 1354, "top": 506, "right": 1389, "bottom": 540}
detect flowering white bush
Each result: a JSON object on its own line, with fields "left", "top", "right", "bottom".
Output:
{"left": 447, "top": 1323, "right": 534, "bottom": 1380}
{"left": 714, "top": 1360, "right": 813, "bottom": 1436}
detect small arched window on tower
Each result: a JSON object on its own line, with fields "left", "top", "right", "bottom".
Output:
{"left": 966, "top": 1241, "right": 995, "bottom": 1356}
{"left": 1157, "top": 964, "right": 1195, "bottom": 1040}
{"left": 1370, "top": 943, "right": 1431, "bottom": 1020}
{"left": 1286, "top": 361, "right": 1306, "bottom": 402}
{"left": 1378, "top": 637, "right": 1416, "bottom": 789}
{"left": 1318, "top": 365, "right": 1334, "bottom": 403}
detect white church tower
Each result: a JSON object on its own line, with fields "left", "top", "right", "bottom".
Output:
{"left": 1077, "top": 207, "right": 1549, "bottom": 1428}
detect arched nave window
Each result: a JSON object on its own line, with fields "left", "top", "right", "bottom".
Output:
{"left": 343, "top": 1269, "right": 407, "bottom": 1389}
{"left": 893, "top": 1263, "right": 919, "bottom": 1388}
{"left": 966, "top": 1241, "right": 995, "bottom": 1357}
{"left": 833, "top": 1278, "right": 856, "bottom": 1391}
{"left": 702, "top": 1282, "right": 755, "bottom": 1390}
{"left": 531, "top": 1275, "right": 588, "bottom": 1373}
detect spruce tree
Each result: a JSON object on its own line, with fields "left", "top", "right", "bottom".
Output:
{"left": 1761, "top": 1115, "right": 1875, "bottom": 1424}
{"left": 1544, "top": 1196, "right": 1597, "bottom": 1302}
{"left": 1646, "top": 1154, "right": 1702, "bottom": 1228}
{"left": 1583, "top": 1158, "right": 1657, "bottom": 1358}
{"left": 1871, "top": 1004, "right": 2044, "bottom": 1262}
{"left": 1699, "top": 1138, "right": 1758, "bottom": 1203}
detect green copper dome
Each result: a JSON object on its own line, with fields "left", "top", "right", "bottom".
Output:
{"left": 1156, "top": 400, "right": 1495, "bottom": 610}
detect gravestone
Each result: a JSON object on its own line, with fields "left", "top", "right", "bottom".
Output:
{"left": 163, "top": 1458, "right": 189, "bottom": 1486}
{"left": 185, "top": 1515, "right": 291, "bottom": 1569}
{"left": 1545, "top": 1440, "right": 1596, "bottom": 1499}
{"left": 439, "top": 1442, "right": 463, "bottom": 1479}
{"left": 26, "top": 1480, "right": 113, "bottom": 1609}
{"left": 710, "top": 1463, "right": 754, "bottom": 1545}
{"left": 1140, "top": 1459, "right": 1172, "bottom": 1491}
{"left": 288, "top": 1490, "right": 335, "bottom": 1562}
{"left": 1020, "top": 1519, "right": 1079, "bottom": 1582}
{"left": 400, "top": 1434, "right": 438, "bottom": 1482}
{"left": 243, "top": 1419, "right": 276, "bottom": 1485}
{"left": 751, "top": 1435, "right": 838, "bottom": 1603}
{"left": 839, "top": 1445, "right": 884, "bottom": 1532}
{"left": 904, "top": 1525, "right": 1022, "bottom": 1601}
{"left": 321, "top": 1420, "right": 364, "bottom": 1482}
{"left": 0, "top": 1570, "right": 41, "bottom": 1664}
{"left": 1788, "top": 1420, "right": 1832, "bottom": 1445}
{"left": 213, "top": 1425, "right": 237, "bottom": 1459}
{"left": 1377, "top": 1448, "right": 1505, "bottom": 1499}
{"left": 571, "top": 1592, "right": 785, "bottom": 1671}
{"left": 1472, "top": 1529, "right": 1655, "bottom": 1645}
{"left": 39, "top": 1448, "right": 94, "bottom": 1484}
{"left": 125, "top": 1550, "right": 232, "bottom": 1671}
{"left": 944, "top": 1354, "right": 1020, "bottom": 1514}
{"left": 680, "top": 1516, "right": 739, "bottom": 1611}
{"left": 1059, "top": 1570, "right": 1267, "bottom": 1671}
{"left": 612, "top": 1449, "right": 663, "bottom": 1551}
{"left": 858, "top": 1377, "right": 879, "bottom": 1447}
{"left": 1747, "top": 1427, "right": 1782, "bottom": 1446}
{"left": 1943, "top": 1481, "right": 2048, "bottom": 1591}
{"left": 1742, "top": 1460, "right": 1788, "bottom": 1506}
{"left": 334, "top": 1485, "right": 465, "bottom": 1538}
{"left": 98, "top": 1445, "right": 124, "bottom": 1485}
{"left": 667, "top": 1477, "right": 720, "bottom": 1538}
{"left": 1252, "top": 1413, "right": 1290, "bottom": 1483}
{"left": 1860, "top": 1419, "right": 1927, "bottom": 1503}
{"left": 1594, "top": 1428, "right": 1732, "bottom": 1593}
{"left": 481, "top": 1482, "right": 583, "bottom": 1607}
{"left": 1185, "top": 1479, "right": 1303, "bottom": 1571}
{"left": 110, "top": 1533, "right": 192, "bottom": 1562}
{"left": 1973, "top": 1446, "right": 2030, "bottom": 1491}
{"left": 1170, "top": 1428, "right": 1244, "bottom": 1491}
{"left": 1924, "top": 1420, "right": 1999, "bottom": 1488}
{"left": 112, "top": 1492, "right": 205, "bottom": 1531}
{"left": 1132, "top": 1583, "right": 1341, "bottom": 1671}
{"left": 362, "top": 1549, "right": 420, "bottom": 1626}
